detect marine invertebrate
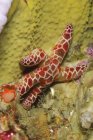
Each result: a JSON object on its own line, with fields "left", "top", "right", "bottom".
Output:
{"left": 0, "top": 25, "right": 88, "bottom": 110}
{"left": 0, "top": 0, "right": 13, "bottom": 33}
{"left": 0, "top": 84, "right": 16, "bottom": 103}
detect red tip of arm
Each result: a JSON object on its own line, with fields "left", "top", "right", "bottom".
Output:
{"left": 63, "top": 24, "right": 73, "bottom": 40}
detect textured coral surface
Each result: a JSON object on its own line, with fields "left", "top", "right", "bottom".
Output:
{"left": 0, "top": 0, "right": 93, "bottom": 139}
{"left": 0, "top": 0, "right": 93, "bottom": 84}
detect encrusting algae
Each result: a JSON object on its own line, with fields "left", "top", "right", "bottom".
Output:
{"left": 0, "top": 0, "right": 93, "bottom": 140}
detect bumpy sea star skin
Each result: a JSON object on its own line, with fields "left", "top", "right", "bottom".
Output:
{"left": 0, "top": 24, "right": 88, "bottom": 110}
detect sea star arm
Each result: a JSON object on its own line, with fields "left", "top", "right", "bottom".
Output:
{"left": 17, "top": 63, "right": 55, "bottom": 97}
{"left": 20, "top": 48, "right": 46, "bottom": 67}
{"left": 16, "top": 72, "right": 39, "bottom": 96}
{"left": 52, "top": 24, "right": 73, "bottom": 63}
{"left": 20, "top": 63, "right": 60, "bottom": 109}
{"left": 55, "top": 61, "right": 88, "bottom": 82}
{"left": 20, "top": 24, "right": 73, "bottom": 68}
{"left": 21, "top": 85, "right": 43, "bottom": 110}
{"left": 21, "top": 61, "right": 88, "bottom": 110}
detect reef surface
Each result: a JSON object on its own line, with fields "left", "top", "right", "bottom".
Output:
{"left": 0, "top": 0, "right": 93, "bottom": 139}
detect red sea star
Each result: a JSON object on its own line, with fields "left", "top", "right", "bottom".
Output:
{"left": 0, "top": 24, "right": 88, "bottom": 110}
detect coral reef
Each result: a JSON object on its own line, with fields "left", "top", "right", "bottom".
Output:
{"left": 0, "top": 104, "right": 28, "bottom": 140}
{"left": 0, "top": 0, "right": 93, "bottom": 139}
{"left": 0, "top": 0, "right": 93, "bottom": 83}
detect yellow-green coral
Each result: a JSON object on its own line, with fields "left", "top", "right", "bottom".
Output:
{"left": 0, "top": 0, "right": 92, "bottom": 84}
{"left": 0, "top": 0, "right": 93, "bottom": 140}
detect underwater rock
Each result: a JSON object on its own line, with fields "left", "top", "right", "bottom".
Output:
{"left": 79, "top": 86, "right": 93, "bottom": 129}
{"left": 77, "top": 70, "right": 93, "bottom": 129}
{"left": 16, "top": 107, "right": 50, "bottom": 140}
